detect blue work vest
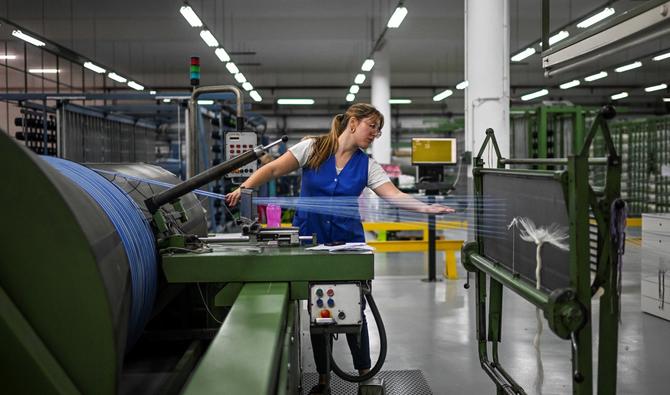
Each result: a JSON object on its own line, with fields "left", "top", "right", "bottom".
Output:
{"left": 293, "top": 150, "right": 368, "bottom": 244}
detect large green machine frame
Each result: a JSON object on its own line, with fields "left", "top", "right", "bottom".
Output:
{"left": 462, "top": 107, "right": 622, "bottom": 394}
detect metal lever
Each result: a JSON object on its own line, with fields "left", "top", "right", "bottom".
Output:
{"left": 464, "top": 272, "right": 471, "bottom": 289}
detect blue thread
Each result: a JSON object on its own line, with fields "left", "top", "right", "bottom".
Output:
{"left": 42, "top": 157, "right": 157, "bottom": 348}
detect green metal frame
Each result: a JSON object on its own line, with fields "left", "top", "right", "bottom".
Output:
{"left": 462, "top": 108, "right": 621, "bottom": 394}
{"left": 521, "top": 106, "right": 585, "bottom": 169}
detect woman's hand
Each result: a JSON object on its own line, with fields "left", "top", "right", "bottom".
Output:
{"left": 225, "top": 188, "right": 242, "bottom": 207}
{"left": 420, "top": 204, "right": 455, "bottom": 214}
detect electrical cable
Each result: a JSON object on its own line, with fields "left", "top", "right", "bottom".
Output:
{"left": 42, "top": 156, "right": 157, "bottom": 347}
{"left": 329, "top": 288, "right": 387, "bottom": 383}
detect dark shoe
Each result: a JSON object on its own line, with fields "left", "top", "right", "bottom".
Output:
{"left": 308, "top": 384, "right": 331, "bottom": 395}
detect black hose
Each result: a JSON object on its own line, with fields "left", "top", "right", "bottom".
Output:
{"left": 330, "top": 289, "right": 387, "bottom": 383}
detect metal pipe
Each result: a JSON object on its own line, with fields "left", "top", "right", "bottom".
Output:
{"left": 500, "top": 157, "right": 608, "bottom": 165}
{"left": 469, "top": 253, "right": 550, "bottom": 311}
{"left": 146, "top": 136, "right": 287, "bottom": 214}
{"left": 187, "top": 85, "right": 244, "bottom": 178}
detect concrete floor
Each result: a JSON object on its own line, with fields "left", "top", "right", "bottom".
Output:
{"left": 301, "top": 237, "right": 670, "bottom": 394}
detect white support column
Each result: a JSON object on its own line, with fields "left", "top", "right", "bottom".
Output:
{"left": 464, "top": 0, "right": 510, "bottom": 167}
{"left": 371, "top": 44, "right": 392, "bottom": 165}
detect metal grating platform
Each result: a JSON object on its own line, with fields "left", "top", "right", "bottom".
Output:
{"left": 302, "top": 370, "right": 432, "bottom": 395}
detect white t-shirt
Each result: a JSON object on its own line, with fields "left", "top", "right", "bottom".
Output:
{"left": 288, "top": 139, "right": 391, "bottom": 190}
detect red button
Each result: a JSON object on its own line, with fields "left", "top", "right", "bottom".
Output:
{"left": 320, "top": 310, "right": 331, "bottom": 318}
{"left": 326, "top": 289, "right": 334, "bottom": 297}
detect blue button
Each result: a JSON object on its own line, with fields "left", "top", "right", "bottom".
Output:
{"left": 327, "top": 298, "right": 335, "bottom": 307}
{"left": 316, "top": 299, "right": 323, "bottom": 307}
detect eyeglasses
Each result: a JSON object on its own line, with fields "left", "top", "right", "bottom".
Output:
{"left": 365, "top": 122, "right": 382, "bottom": 138}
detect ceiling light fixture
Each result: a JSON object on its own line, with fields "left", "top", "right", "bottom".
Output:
{"left": 250, "top": 91, "right": 262, "bottom": 102}
{"left": 611, "top": 92, "right": 628, "bottom": 100}
{"left": 645, "top": 83, "right": 667, "bottom": 92}
{"left": 549, "top": 30, "right": 570, "bottom": 45}
{"left": 584, "top": 71, "right": 608, "bottom": 82}
{"left": 456, "top": 80, "right": 469, "bottom": 90}
{"left": 0, "top": 55, "right": 17, "bottom": 60}
{"left": 150, "top": 90, "right": 157, "bottom": 95}
{"left": 277, "top": 99, "right": 315, "bottom": 105}
{"left": 108, "top": 72, "right": 127, "bottom": 83}
{"left": 242, "top": 82, "right": 253, "bottom": 91}
{"left": 28, "top": 68, "right": 58, "bottom": 74}
{"left": 346, "top": 93, "right": 355, "bottom": 102}
{"left": 387, "top": 6, "right": 408, "bottom": 28}
{"left": 197, "top": 100, "right": 214, "bottom": 105}
{"left": 234, "top": 73, "right": 246, "bottom": 83}
{"left": 559, "top": 80, "right": 580, "bottom": 89}
{"left": 389, "top": 99, "right": 412, "bottom": 104}
{"left": 653, "top": 52, "right": 670, "bottom": 61}
{"left": 349, "top": 85, "right": 360, "bottom": 94}
{"left": 200, "top": 30, "right": 219, "bottom": 47}
{"left": 615, "top": 61, "right": 642, "bottom": 73}
{"left": 12, "top": 30, "right": 45, "bottom": 47}
{"left": 127, "top": 81, "right": 144, "bottom": 91}
{"left": 576, "top": 7, "right": 615, "bottom": 28}
{"left": 225, "top": 62, "right": 239, "bottom": 74}
{"left": 84, "top": 61, "right": 106, "bottom": 74}
{"left": 179, "top": 5, "right": 203, "bottom": 27}
{"left": 354, "top": 74, "right": 366, "bottom": 84}
{"left": 361, "top": 59, "right": 375, "bottom": 72}
{"left": 432, "top": 89, "right": 453, "bottom": 101}
{"left": 215, "top": 48, "right": 230, "bottom": 62}
{"left": 663, "top": 97, "right": 670, "bottom": 102}
{"left": 163, "top": 99, "right": 171, "bottom": 103}
{"left": 521, "top": 89, "right": 549, "bottom": 101}
{"left": 511, "top": 47, "right": 536, "bottom": 62}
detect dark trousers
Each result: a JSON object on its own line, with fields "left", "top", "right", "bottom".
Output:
{"left": 311, "top": 299, "right": 371, "bottom": 374}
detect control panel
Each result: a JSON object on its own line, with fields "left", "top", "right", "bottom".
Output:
{"left": 308, "top": 282, "right": 363, "bottom": 330}
{"left": 224, "top": 131, "right": 257, "bottom": 178}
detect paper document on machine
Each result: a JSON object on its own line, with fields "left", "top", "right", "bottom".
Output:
{"left": 306, "top": 243, "right": 375, "bottom": 252}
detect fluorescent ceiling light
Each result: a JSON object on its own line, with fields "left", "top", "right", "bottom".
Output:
{"left": 521, "top": 89, "right": 549, "bottom": 101}
{"left": 242, "top": 82, "right": 253, "bottom": 91}
{"left": 645, "top": 83, "right": 667, "bottom": 92}
{"left": 387, "top": 7, "right": 408, "bottom": 28}
{"left": 549, "top": 30, "right": 569, "bottom": 45}
{"left": 511, "top": 47, "right": 536, "bottom": 62}
{"left": 346, "top": 93, "right": 355, "bottom": 102}
{"left": 12, "top": 30, "right": 45, "bottom": 47}
{"left": 615, "top": 61, "right": 642, "bottom": 73}
{"left": 84, "top": 61, "right": 106, "bottom": 74}
{"left": 584, "top": 71, "right": 607, "bottom": 82}
{"left": 354, "top": 74, "right": 366, "bottom": 84}
{"left": 577, "top": 7, "right": 615, "bottom": 28}
{"left": 127, "top": 81, "right": 144, "bottom": 91}
{"left": 664, "top": 97, "right": 670, "bottom": 102}
{"left": 456, "top": 80, "right": 469, "bottom": 90}
{"left": 162, "top": 99, "right": 171, "bottom": 103}
{"left": 0, "top": 55, "right": 17, "bottom": 60}
{"left": 234, "top": 73, "right": 246, "bottom": 83}
{"left": 250, "top": 90, "right": 262, "bottom": 102}
{"left": 653, "top": 52, "right": 670, "bottom": 61}
{"left": 559, "top": 80, "right": 580, "bottom": 89}
{"left": 108, "top": 72, "right": 127, "bottom": 83}
{"left": 28, "top": 68, "right": 58, "bottom": 74}
{"left": 277, "top": 98, "right": 315, "bottom": 105}
{"left": 179, "top": 5, "right": 203, "bottom": 27}
{"left": 432, "top": 89, "right": 453, "bottom": 101}
{"left": 197, "top": 99, "right": 214, "bottom": 105}
{"left": 215, "top": 48, "right": 230, "bottom": 62}
{"left": 389, "top": 99, "right": 412, "bottom": 104}
{"left": 361, "top": 59, "right": 375, "bottom": 72}
{"left": 349, "top": 85, "right": 360, "bottom": 94}
{"left": 611, "top": 92, "right": 628, "bottom": 100}
{"left": 149, "top": 90, "right": 157, "bottom": 95}
{"left": 200, "top": 30, "right": 218, "bottom": 47}
{"left": 225, "top": 62, "right": 239, "bottom": 74}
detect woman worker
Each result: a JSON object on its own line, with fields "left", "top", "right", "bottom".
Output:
{"left": 226, "top": 103, "right": 453, "bottom": 394}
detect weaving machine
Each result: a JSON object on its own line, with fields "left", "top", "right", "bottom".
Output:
{"left": 461, "top": 105, "right": 624, "bottom": 395}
